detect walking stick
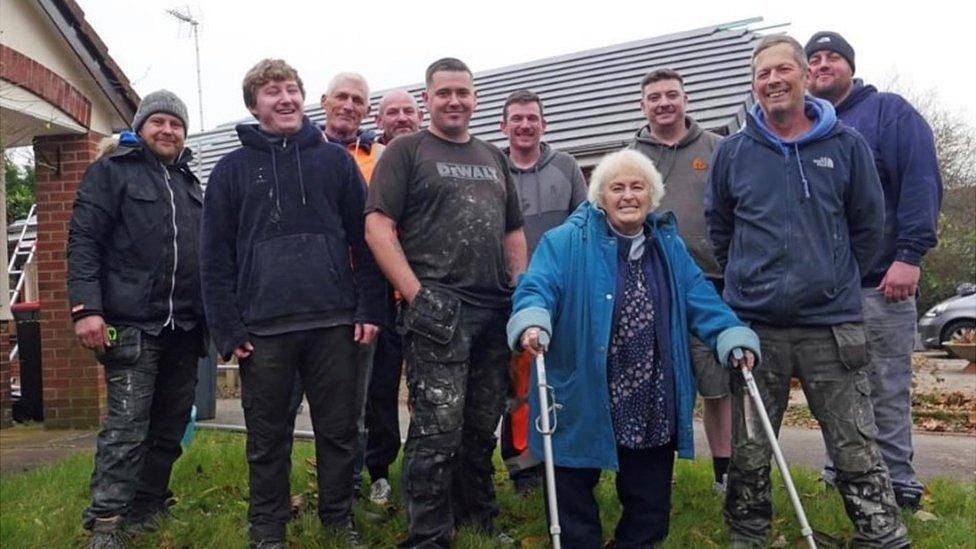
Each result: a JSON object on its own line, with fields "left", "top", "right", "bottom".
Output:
{"left": 534, "top": 332, "right": 562, "bottom": 549}
{"left": 735, "top": 349, "right": 817, "bottom": 549}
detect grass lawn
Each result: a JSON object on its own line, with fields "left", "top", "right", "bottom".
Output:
{"left": 1, "top": 431, "right": 973, "bottom": 548}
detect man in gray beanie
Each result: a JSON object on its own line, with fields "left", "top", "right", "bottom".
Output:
{"left": 69, "top": 89, "right": 206, "bottom": 548}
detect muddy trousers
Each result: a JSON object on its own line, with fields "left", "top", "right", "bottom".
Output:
{"left": 399, "top": 305, "right": 510, "bottom": 548}
{"left": 724, "top": 324, "right": 909, "bottom": 548}
{"left": 83, "top": 327, "right": 200, "bottom": 529}
{"left": 239, "top": 326, "right": 367, "bottom": 543}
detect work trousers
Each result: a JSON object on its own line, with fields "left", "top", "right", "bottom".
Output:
{"left": 724, "top": 324, "right": 909, "bottom": 547}
{"left": 398, "top": 304, "right": 510, "bottom": 548}
{"left": 84, "top": 326, "right": 200, "bottom": 529}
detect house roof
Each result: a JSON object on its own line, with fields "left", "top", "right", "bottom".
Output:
{"left": 187, "top": 19, "right": 763, "bottom": 184}
{"left": 36, "top": 0, "right": 141, "bottom": 126}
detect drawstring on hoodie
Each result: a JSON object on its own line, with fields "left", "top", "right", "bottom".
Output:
{"left": 270, "top": 145, "right": 281, "bottom": 214}
{"left": 295, "top": 145, "right": 307, "bottom": 205}
{"left": 268, "top": 137, "right": 308, "bottom": 215}
{"left": 794, "top": 143, "right": 811, "bottom": 199}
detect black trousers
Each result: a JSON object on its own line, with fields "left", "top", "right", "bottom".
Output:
{"left": 547, "top": 440, "right": 676, "bottom": 549}
{"left": 364, "top": 327, "right": 404, "bottom": 481}
{"left": 239, "top": 326, "right": 367, "bottom": 542}
{"left": 84, "top": 326, "right": 200, "bottom": 529}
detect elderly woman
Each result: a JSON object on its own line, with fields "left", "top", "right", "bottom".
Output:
{"left": 507, "top": 149, "right": 760, "bottom": 547}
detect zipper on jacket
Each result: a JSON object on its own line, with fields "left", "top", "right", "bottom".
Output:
{"left": 162, "top": 166, "right": 178, "bottom": 328}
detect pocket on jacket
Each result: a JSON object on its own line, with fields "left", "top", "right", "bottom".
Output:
{"left": 102, "top": 270, "right": 152, "bottom": 317}
{"left": 244, "top": 233, "right": 356, "bottom": 322}
{"left": 120, "top": 181, "right": 163, "bottom": 245}
{"left": 831, "top": 323, "right": 868, "bottom": 370}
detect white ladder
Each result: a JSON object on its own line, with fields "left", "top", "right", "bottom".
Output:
{"left": 7, "top": 204, "right": 38, "bottom": 361}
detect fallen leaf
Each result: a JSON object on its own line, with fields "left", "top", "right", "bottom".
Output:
{"left": 914, "top": 510, "right": 938, "bottom": 522}
{"left": 771, "top": 534, "right": 788, "bottom": 547}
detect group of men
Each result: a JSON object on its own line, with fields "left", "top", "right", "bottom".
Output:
{"left": 67, "top": 28, "right": 940, "bottom": 549}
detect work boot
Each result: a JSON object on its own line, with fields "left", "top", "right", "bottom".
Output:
{"left": 126, "top": 507, "right": 171, "bottom": 534}
{"left": 344, "top": 518, "right": 366, "bottom": 549}
{"left": 88, "top": 516, "right": 127, "bottom": 549}
{"left": 895, "top": 491, "right": 922, "bottom": 511}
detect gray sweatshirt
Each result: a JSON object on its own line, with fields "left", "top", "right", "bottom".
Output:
{"left": 630, "top": 117, "right": 722, "bottom": 279}
{"left": 505, "top": 142, "right": 588, "bottom": 255}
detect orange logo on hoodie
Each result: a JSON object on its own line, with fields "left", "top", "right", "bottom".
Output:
{"left": 692, "top": 157, "right": 707, "bottom": 171}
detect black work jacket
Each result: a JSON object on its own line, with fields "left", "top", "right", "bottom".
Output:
{"left": 67, "top": 139, "right": 205, "bottom": 334}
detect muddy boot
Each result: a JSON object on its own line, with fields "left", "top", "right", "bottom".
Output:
{"left": 88, "top": 516, "right": 127, "bottom": 549}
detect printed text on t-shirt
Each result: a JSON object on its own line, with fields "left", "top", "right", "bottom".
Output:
{"left": 436, "top": 162, "right": 500, "bottom": 181}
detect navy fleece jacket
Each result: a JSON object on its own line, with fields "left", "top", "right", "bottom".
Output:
{"left": 201, "top": 118, "right": 385, "bottom": 357}
{"left": 706, "top": 97, "right": 885, "bottom": 326}
{"left": 835, "top": 80, "right": 942, "bottom": 286}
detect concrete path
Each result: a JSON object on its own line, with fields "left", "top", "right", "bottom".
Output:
{"left": 202, "top": 398, "right": 976, "bottom": 481}
{"left": 0, "top": 425, "right": 96, "bottom": 477}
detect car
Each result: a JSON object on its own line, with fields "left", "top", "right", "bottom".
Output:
{"left": 918, "top": 283, "right": 976, "bottom": 350}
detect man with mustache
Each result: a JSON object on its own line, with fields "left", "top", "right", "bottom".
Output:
{"left": 361, "top": 89, "right": 424, "bottom": 507}
{"left": 706, "top": 36, "right": 909, "bottom": 547}
{"left": 630, "top": 68, "right": 733, "bottom": 493}
{"left": 806, "top": 31, "right": 942, "bottom": 511}
{"left": 365, "top": 57, "right": 527, "bottom": 547}
{"left": 498, "top": 88, "right": 586, "bottom": 494}
{"left": 201, "top": 59, "right": 385, "bottom": 548}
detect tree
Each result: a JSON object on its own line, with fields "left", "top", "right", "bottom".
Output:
{"left": 3, "top": 152, "right": 35, "bottom": 223}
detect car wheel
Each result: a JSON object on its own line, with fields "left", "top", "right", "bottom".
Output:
{"left": 941, "top": 319, "right": 976, "bottom": 345}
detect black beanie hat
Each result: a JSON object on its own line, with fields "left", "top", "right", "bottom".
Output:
{"left": 805, "top": 31, "right": 855, "bottom": 74}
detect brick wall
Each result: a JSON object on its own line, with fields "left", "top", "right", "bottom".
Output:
{"left": 33, "top": 132, "right": 106, "bottom": 429}
{"left": 0, "top": 45, "right": 92, "bottom": 127}
{"left": 0, "top": 321, "right": 11, "bottom": 428}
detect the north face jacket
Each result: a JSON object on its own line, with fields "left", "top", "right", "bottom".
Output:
{"left": 705, "top": 97, "right": 884, "bottom": 326}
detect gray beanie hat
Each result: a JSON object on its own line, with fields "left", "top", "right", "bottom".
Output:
{"left": 132, "top": 90, "right": 189, "bottom": 133}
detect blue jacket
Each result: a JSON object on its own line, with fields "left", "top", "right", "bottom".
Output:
{"left": 201, "top": 118, "right": 386, "bottom": 358}
{"left": 835, "top": 80, "right": 942, "bottom": 286}
{"left": 705, "top": 98, "right": 884, "bottom": 326}
{"left": 506, "top": 202, "right": 760, "bottom": 469}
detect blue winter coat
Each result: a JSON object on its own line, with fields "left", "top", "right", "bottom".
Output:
{"left": 705, "top": 98, "right": 885, "bottom": 327}
{"left": 834, "top": 80, "right": 942, "bottom": 287}
{"left": 506, "top": 202, "right": 760, "bottom": 470}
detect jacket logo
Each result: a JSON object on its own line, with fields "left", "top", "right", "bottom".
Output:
{"left": 812, "top": 156, "right": 834, "bottom": 169}
{"left": 692, "top": 157, "right": 707, "bottom": 171}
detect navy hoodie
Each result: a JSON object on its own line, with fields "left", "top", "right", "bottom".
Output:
{"left": 201, "top": 117, "right": 385, "bottom": 357}
{"left": 834, "top": 80, "right": 942, "bottom": 287}
{"left": 706, "top": 97, "right": 884, "bottom": 326}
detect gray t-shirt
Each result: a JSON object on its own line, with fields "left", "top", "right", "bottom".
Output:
{"left": 366, "top": 130, "right": 524, "bottom": 309}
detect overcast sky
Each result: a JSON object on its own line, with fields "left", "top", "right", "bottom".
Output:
{"left": 77, "top": 0, "right": 973, "bottom": 134}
